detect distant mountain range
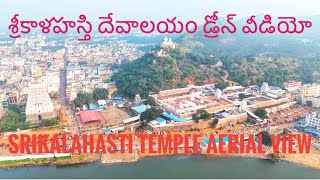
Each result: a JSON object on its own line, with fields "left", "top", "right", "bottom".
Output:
{"left": 178, "top": 15, "right": 320, "bottom": 58}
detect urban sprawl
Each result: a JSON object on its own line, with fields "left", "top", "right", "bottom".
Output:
{"left": 0, "top": 34, "right": 319, "bottom": 167}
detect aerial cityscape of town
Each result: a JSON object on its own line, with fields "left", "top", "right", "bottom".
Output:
{"left": 0, "top": 32, "right": 319, "bottom": 170}
{"left": 1, "top": 0, "right": 320, "bottom": 177}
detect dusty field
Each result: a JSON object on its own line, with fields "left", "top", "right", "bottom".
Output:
{"left": 100, "top": 106, "right": 131, "bottom": 127}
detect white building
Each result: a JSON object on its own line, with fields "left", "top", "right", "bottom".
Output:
{"left": 161, "top": 36, "right": 176, "bottom": 49}
{"left": 302, "top": 83, "right": 320, "bottom": 97}
{"left": 40, "top": 72, "right": 60, "bottom": 93}
{"left": 305, "top": 113, "right": 320, "bottom": 130}
{"left": 302, "top": 96, "right": 320, "bottom": 108}
{"left": 25, "top": 84, "right": 55, "bottom": 123}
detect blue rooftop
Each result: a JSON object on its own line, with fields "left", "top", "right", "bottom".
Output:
{"left": 114, "top": 96, "right": 122, "bottom": 100}
{"left": 88, "top": 104, "right": 103, "bottom": 110}
{"left": 131, "top": 105, "right": 148, "bottom": 114}
{"left": 104, "top": 129, "right": 112, "bottom": 134}
{"left": 162, "top": 113, "right": 187, "bottom": 122}
{"left": 97, "top": 67, "right": 106, "bottom": 71}
{"left": 204, "top": 137, "right": 229, "bottom": 145}
{"left": 298, "top": 120, "right": 307, "bottom": 125}
{"left": 304, "top": 127, "right": 320, "bottom": 137}
{"left": 156, "top": 117, "right": 166, "bottom": 123}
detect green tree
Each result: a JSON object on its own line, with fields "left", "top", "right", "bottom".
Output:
{"left": 93, "top": 88, "right": 109, "bottom": 101}
{"left": 306, "top": 101, "right": 313, "bottom": 107}
{"left": 39, "top": 118, "right": 59, "bottom": 127}
{"left": 282, "top": 128, "right": 290, "bottom": 135}
{"left": 8, "top": 104, "right": 22, "bottom": 114}
{"left": 192, "top": 113, "right": 200, "bottom": 123}
{"left": 215, "top": 81, "right": 229, "bottom": 90}
{"left": 238, "top": 93, "right": 246, "bottom": 100}
{"left": 245, "top": 117, "right": 257, "bottom": 125}
{"left": 200, "top": 110, "right": 212, "bottom": 120}
{"left": 192, "top": 110, "right": 211, "bottom": 122}
{"left": 73, "top": 92, "right": 94, "bottom": 107}
{"left": 210, "top": 118, "right": 219, "bottom": 128}
{"left": 257, "top": 131, "right": 272, "bottom": 147}
{"left": 254, "top": 109, "right": 268, "bottom": 119}
{"left": 140, "top": 107, "right": 164, "bottom": 122}
{"left": 0, "top": 111, "right": 30, "bottom": 132}
{"left": 145, "top": 96, "right": 156, "bottom": 106}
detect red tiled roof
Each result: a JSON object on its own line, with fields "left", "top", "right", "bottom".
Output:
{"left": 79, "top": 111, "right": 101, "bottom": 123}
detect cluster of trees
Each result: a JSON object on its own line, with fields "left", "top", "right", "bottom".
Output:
{"left": 238, "top": 93, "right": 247, "bottom": 100}
{"left": 0, "top": 105, "right": 29, "bottom": 133}
{"left": 111, "top": 47, "right": 223, "bottom": 98}
{"left": 254, "top": 109, "right": 268, "bottom": 119}
{"left": 0, "top": 104, "right": 61, "bottom": 133}
{"left": 192, "top": 110, "right": 212, "bottom": 123}
{"left": 140, "top": 107, "right": 164, "bottom": 123}
{"left": 306, "top": 101, "right": 313, "bottom": 107}
{"left": 73, "top": 88, "right": 109, "bottom": 107}
{"left": 210, "top": 118, "right": 219, "bottom": 128}
{"left": 145, "top": 96, "right": 156, "bottom": 106}
{"left": 215, "top": 81, "right": 229, "bottom": 91}
{"left": 0, "top": 111, "right": 30, "bottom": 132}
{"left": 257, "top": 131, "right": 272, "bottom": 147}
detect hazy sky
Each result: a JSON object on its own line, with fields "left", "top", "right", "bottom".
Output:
{"left": 1, "top": 0, "right": 320, "bottom": 29}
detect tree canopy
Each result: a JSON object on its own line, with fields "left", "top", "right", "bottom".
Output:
{"left": 145, "top": 96, "right": 156, "bottom": 106}
{"left": 192, "top": 110, "right": 212, "bottom": 122}
{"left": 215, "top": 81, "right": 229, "bottom": 90}
{"left": 93, "top": 88, "right": 109, "bottom": 101}
{"left": 257, "top": 131, "right": 272, "bottom": 147}
{"left": 0, "top": 111, "right": 30, "bottom": 133}
{"left": 306, "top": 101, "right": 313, "bottom": 107}
{"left": 140, "top": 107, "right": 164, "bottom": 122}
{"left": 254, "top": 109, "right": 268, "bottom": 119}
{"left": 238, "top": 93, "right": 246, "bottom": 100}
{"left": 111, "top": 47, "right": 222, "bottom": 98}
{"left": 73, "top": 92, "right": 94, "bottom": 107}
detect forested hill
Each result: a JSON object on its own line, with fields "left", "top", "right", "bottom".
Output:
{"left": 111, "top": 47, "right": 225, "bottom": 98}
{"left": 111, "top": 15, "right": 320, "bottom": 98}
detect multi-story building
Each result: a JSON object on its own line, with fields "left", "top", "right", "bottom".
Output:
{"left": 302, "top": 83, "right": 320, "bottom": 97}
{"left": 302, "top": 96, "right": 320, "bottom": 108}
{"left": 283, "top": 80, "right": 302, "bottom": 90}
{"left": 40, "top": 72, "right": 60, "bottom": 93}
{"left": 305, "top": 113, "right": 320, "bottom": 130}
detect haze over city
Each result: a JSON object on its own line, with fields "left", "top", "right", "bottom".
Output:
{"left": 1, "top": 0, "right": 320, "bottom": 30}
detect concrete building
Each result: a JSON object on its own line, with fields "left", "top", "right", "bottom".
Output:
{"left": 151, "top": 85, "right": 234, "bottom": 118}
{"left": 25, "top": 84, "right": 55, "bottom": 123}
{"left": 302, "top": 84, "right": 320, "bottom": 97}
{"left": 40, "top": 72, "right": 60, "bottom": 93}
{"left": 283, "top": 80, "right": 302, "bottom": 90}
{"left": 305, "top": 113, "right": 320, "bottom": 130}
{"left": 302, "top": 96, "right": 320, "bottom": 108}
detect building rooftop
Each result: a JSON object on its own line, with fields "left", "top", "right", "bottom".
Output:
{"left": 131, "top": 104, "right": 148, "bottom": 114}
{"left": 79, "top": 110, "right": 101, "bottom": 123}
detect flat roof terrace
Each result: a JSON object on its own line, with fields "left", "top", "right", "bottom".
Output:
{"left": 247, "top": 96, "right": 271, "bottom": 103}
{"left": 157, "top": 93, "right": 232, "bottom": 115}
